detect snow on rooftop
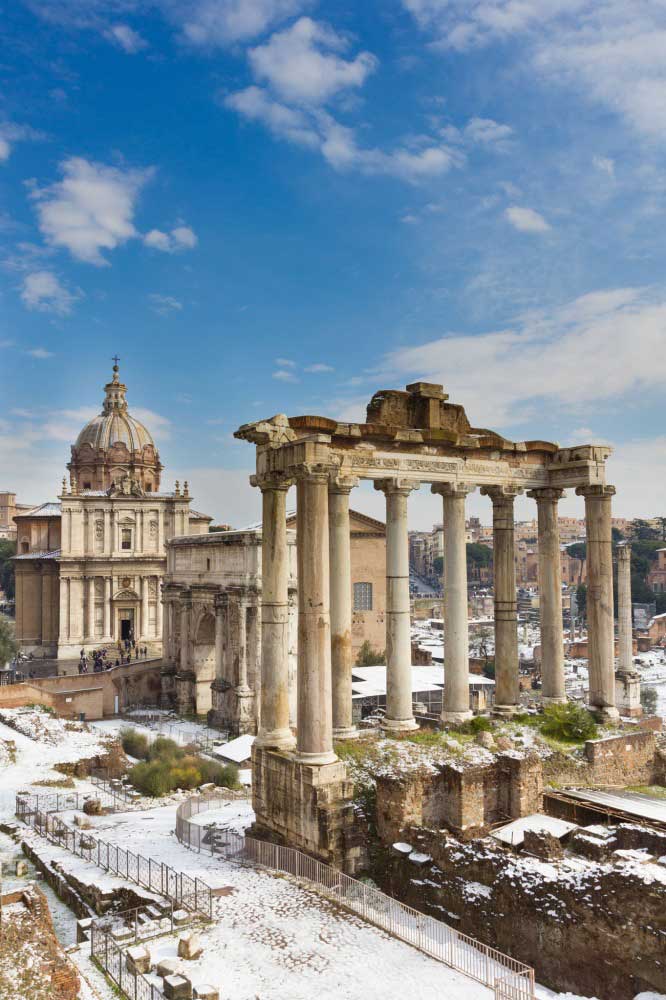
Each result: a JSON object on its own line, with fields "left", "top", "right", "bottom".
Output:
{"left": 491, "top": 814, "right": 577, "bottom": 847}
{"left": 213, "top": 733, "right": 255, "bottom": 763}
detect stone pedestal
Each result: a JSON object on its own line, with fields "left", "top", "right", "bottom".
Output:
{"left": 614, "top": 671, "right": 642, "bottom": 718}
{"left": 251, "top": 745, "right": 366, "bottom": 873}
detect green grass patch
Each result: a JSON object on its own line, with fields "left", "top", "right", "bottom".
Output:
{"left": 126, "top": 734, "right": 241, "bottom": 797}
{"left": 625, "top": 785, "right": 666, "bottom": 799}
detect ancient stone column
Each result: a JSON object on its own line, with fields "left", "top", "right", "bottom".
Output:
{"left": 87, "top": 576, "right": 95, "bottom": 640}
{"left": 236, "top": 593, "right": 250, "bottom": 692}
{"left": 576, "top": 485, "right": 619, "bottom": 719}
{"left": 617, "top": 543, "right": 633, "bottom": 674}
{"left": 255, "top": 475, "right": 295, "bottom": 750}
{"left": 103, "top": 577, "right": 111, "bottom": 638}
{"left": 296, "top": 468, "right": 337, "bottom": 764}
{"left": 482, "top": 485, "right": 522, "bottom": 715}
{"left": 375, "top": 478, "right": 420, "bottom": 731}
{"left": 432, "top": 483, "right": 473, "bottom": 723}
{"left": 179, "top": 597, "right": 191, "bottom": 671}
{"left": 141, "top": 577, "right": 149, "bottom": 640}
{"left": 214, "top": 593, "right": 227, "bottom": 682}
{"left": 329, "top": 475, "right": 359, "bottom": 739}
{"left": 528, "top": 488, "right": 566, "bottom": 704}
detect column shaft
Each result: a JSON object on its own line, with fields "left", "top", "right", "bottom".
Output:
{"left": 156, "top": 580, "right": 163, "bottom": 641}
{"left": 103, "top": 577, "right": 111, "bottom": 638}
{"left": 256, "top": 480, "right": 295, "bottom": 749}
{"left": 434, "top": 485, "right": 472, "bottom": 722}
{"left": 214, "top": 597, "right": 226, "bottom": 681}
{"left": 141, "top": 577, "right": 149, "bottom": 640}
{"left": 296, "top": 473, "right": 336, "bottom": 763}
{"left": 329, "top": 479, "right": 358, "bottom": 738}
{"left": 87, "top": 576, "right": 95, "bottom": 641}
{"left": 376, "top": 479, "right": 419, "bottom": 731}
{"left": 577, "top": 485, "right": 618, "bottom": 718}
{"left": 483, "top": 487, "right": 521, "bottom": 714}
{"left": 529, "top": 489, "right": 566, "bottom": 703}
{"left": 617, "top": 544, "right": 633, "bottom": 673}
{"left": 179, "top": 601, "right": 190, "bottom": 670}
{"left": 237, "top": 595, "right": 250, "bottom": 691}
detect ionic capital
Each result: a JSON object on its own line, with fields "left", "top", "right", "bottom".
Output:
{"left": 373, "top": 477, "right": 421, "bottom": 497}
{"left": 328, "top": 474, "right": 359, "bottom": 495}
{"left": 480, "top": 484, "right": 523, "bottom": 503}
{"left": 431, "top": 482, "right": 474, "bottom": 499}
{"left": 251, "top": 472, "right": 293, "bottom": 493}
{"left": 575, "top": 484, "right": 616, "bottom": 501}
{"left": 526, "top": 487, "right": 564, "bottom": 503}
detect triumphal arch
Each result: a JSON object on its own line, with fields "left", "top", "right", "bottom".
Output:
{"left": 236, "top": 381, "right": 617, "bottom": 869}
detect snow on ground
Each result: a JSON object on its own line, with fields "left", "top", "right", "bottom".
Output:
{"left": 0, "top": 712, "right": 113, "bottom": 822}
{"left": 187, "top": 801, "right": 255, "bottom": 835}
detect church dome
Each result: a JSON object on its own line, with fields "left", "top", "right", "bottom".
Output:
{"left": 68, "top": 361, "right": 163, "bottom": 493}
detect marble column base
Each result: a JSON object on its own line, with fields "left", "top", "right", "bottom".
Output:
{"left": 255, "top": 727, "right": 296, "bottom": 751}
{"left": 382, "top": 716, "right": 419, "bottom": 732}
{"left": 333, "top": 726, "right": 360, "bottom": 740}
{"left": 491, "top": 703, "right": 523, "bottom": 717}
{"left": 441, "top": 710, "right": 473, "bottom": 725}
{"left": 293, "top": 748, "right": 338, "bottom": 766}
{"left": 541, "top": 696, "right": 568, "bottom": 706}
{"left": 588, "top": 703, "right": 620, "bottom": 722}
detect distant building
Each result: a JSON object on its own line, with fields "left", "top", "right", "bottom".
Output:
{"left": 13, "top": 362, "right": 211, "bottom": 658}
{"left": 648, "top": 548, "right": 666, "bottom": 594}
{"left": 0, "top": 492, "right": 34, "bottom": 541}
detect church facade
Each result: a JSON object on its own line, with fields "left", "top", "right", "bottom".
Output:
{"left": 13, "top": 363, "right": 211, "bottom": 659}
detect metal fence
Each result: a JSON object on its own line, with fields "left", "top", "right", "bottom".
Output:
{"left": 90, "top": 768, "right": 138, "bottom": 807}
{"left": 119, "top": 714, "right": 228, "bottom": 753}
{"left": 176, "top": 794, "right": 535, "bottom": 1000}
{"left": 16, "top": 793, "right": 213, "bottom": 920}
{"left": 91, "top": 908, "right": 167, "bottom": 1000}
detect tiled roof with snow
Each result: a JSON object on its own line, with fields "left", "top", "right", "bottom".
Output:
{"left": 13, "top": 549, "right": 61, "bottom": 561}
{"left": 15, "top": 502, "right": 61, "bottom": 518}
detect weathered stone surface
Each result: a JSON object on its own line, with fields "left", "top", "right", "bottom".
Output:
{"left": 163, "top": 975, "right": 193, "bottom": 1000}
{"left": 193, "top": 987, "right": 219, "bottom": 1000}
{"left": 82, "top": 798, "right": 102, "bottom": 816}
{"left": 522, "top": 828, "right": 563, "bottom": 861}
{"left": 14, "top": 859, "right": 28, "bottom": 876}
{"left": 156, "top": 958, "right": 178, "bottom": 977}
{"left": 74, "top": 813, "right": 91, "bottom": 828}
{"left": 126, "top": 945, "right": 151, "bottom": 975}
{"left": 177, "top": 931, "right": 203, "bottom": 960}
{"left": 475, "top": 731, "right": 495, "bottom": 750}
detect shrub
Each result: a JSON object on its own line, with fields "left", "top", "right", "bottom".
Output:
{"left": 170, "top": 765, "right": 202, "bottom": 790}
{"left": 198, "top": 757, "right": 241, "bottom": 789}
{"left": 541, "top": 702, "right": 598, "bottom": 742}
{"left": 129, "top": 760, "right": 174, "bottom": 797}
{"left": 120, "top": 728, "right": 149, "bottom": 760}
{"left": 148, "top": 736, "right": 182, "bottom": 762}
{"left": 356, "top": 640, "right": 386, "bottom": 666}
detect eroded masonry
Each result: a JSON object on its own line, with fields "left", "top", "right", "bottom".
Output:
{"left": 235, "top": 381, "right": 628, "bottom": 868}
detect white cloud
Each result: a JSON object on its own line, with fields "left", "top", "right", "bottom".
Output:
{"left": 464, "top": 117, "right": 513, "bottom": 146}
{"left": 20, "top": 270, "right": 80, "bottom": 315}
{"left": 132, "top": 407, "right": 172, "bottom": 441}
{"left": 0, "top": 121, "right": 45, "bottom": 162}
{"left": 304, "top": 362, "right": 334, "bottom": 373}
{"left": 31, "top": 157, "right": 152, "bottom": 265}
{"left": 593, "top": 155, "right": 615, "bottom": 177}
{"left": 224, "top": 86, "right": 320, "bottom": 148}
{"left": 505, "top": 205, "right": 551, "bottom": 233}
{"left": 376, "top": 286, "right": 666, "bottom": 428}
{"left": 275, "top": 357, "right": 296, "bottom": 367}
{"left": 149, "top": 293, "right": 183, "bottom": 315}
{"left": 172, "top": 0, "right": 307, "bottom": 47}
{"left": 27, "top": 347, "right": 54, "bottom": 359}
{"left": 144, "top": 225, "right": 198, "bottom": 252}
{"left": 401, "top": 1, "right": 666, "bottom": 141}
{"left": 273, "top": 369, "right": 298, "bottom": 381}
{"left": 248, "top": 17, "right": 377, "bottom": 105}
{"left": 105, "top": 23, "right": 147, "bottom": 53}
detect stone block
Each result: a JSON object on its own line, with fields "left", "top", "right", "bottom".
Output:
{"left": 76, "top": 917, "right": 92, "bottom": 943}
{"left": 126, "top": 945, "right": 151, "bottom": 975}
{"left": 83, "top": 798, "right": 103, "bottom": 816}
{"left": 163, "top": 975, "right": 192, "bottom": 1000}
{"left": 74, "top": 813, "right": 91, "bottom": 829}
{"left": 199, "top": 783, "right": 216, "bottom": 794}
{"left": 194, "top": 987, "right": 219, "bottom": 1000}
{"left": 178, "top": 931, "right": 203, "bottom": 960}
{"left": 157, "top": 958, "right": 178, "bottom": 977}
{"left": 173, "top": 909, "right": 189, "bottom": 925}
{"left": 15, "top": 859, "right": 28, "bottom": 876}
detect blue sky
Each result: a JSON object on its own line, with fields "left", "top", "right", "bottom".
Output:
{"left": 1, "top": 0, "right": 666, "bottom": 527}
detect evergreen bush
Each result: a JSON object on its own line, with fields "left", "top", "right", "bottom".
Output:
{"left": 541, "top": 701, "right": 598, "bottom": 742}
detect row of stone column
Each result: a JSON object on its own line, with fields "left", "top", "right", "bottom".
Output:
{"left": 254, "top": 473, "right": 620, "bottom": 762}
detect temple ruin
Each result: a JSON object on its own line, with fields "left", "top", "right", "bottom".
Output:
{"left": 235, "top": 381, "right": 624, "bottom": 868}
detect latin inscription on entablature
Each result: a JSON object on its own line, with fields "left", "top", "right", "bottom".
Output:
{"left": 340, "top": 453, "right": 461, "bottom": 476}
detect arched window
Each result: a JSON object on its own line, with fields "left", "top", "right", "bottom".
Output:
{"left": 21, "top": 540, "right": 29, "bottom": 554}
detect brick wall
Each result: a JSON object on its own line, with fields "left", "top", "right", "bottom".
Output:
{"left": 584, "top": 730, "right": 657, "bottom": 785}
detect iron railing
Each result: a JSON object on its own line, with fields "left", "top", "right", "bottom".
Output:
{"left": 91, "top": 908, "right": 168, "bottom": 1000}
{"left": 16, "top": 793, "right": 213, "bottom": 920}
{"left": 176, "top": 793, "right": 535, "bottom": 1000}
